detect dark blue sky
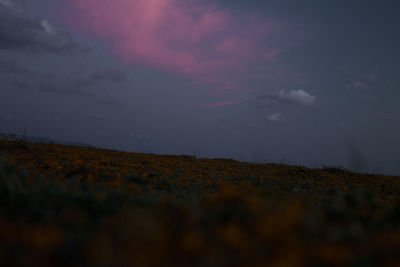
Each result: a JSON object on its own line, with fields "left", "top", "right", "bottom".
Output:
{"left": 1, "top": 0, "right": 399, "bottom": 174}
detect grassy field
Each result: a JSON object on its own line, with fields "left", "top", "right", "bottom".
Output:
{"left": 1, "top": 139, "right": 400, "bottom": 266}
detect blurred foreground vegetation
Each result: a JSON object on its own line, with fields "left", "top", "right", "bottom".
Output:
{"left": 1, "top": 140, "right": 400, "bottom": 266}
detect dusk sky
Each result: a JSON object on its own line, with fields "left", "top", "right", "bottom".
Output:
{"left": 1, "top": 0, "right": 399, "bottom": 174}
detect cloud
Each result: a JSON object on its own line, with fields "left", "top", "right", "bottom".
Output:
{"left": 232, "top": 130, "right": 241, "bottom": 135}
{"left": 129, "top": 132, "right": 147, "bottom": 140}
{"left": 41, "top": 20, "right": 56, "bottom": 36}
{"left": 345, "top": 74, "right": 389, "bottom": 95}
{"left": 369, "top": 74, "right": 379, "bottom": 83}
{"left": 89, "top": 114, "right": 106, "bottom": 120}
{"left": 344, "top": 76, "right": 385, "bottom": 104}
{"left": 202, "top": 99, "right": 245, "bottom": 108}
{"left": 87, "top": 68, "right": 127, "bottom": 83}
{"left": 268, "top": 112, "right": 283, "bottom": 122}
{"left": 0, "top": 1, "right": 87, "bottom": 53}
{"left": 63, "top": 0, "right": 287, "bottom": 86}
{"left": 265, "top": 49, "right": 282, "bottom": 60}
{"left": 277, "top": 89, "right": 316, "bottom": 106}
{"left": 345, "top": 81, "right": 369, "bottom": 92}
{"left": 38, "top": 68, "right": 127, "bottom": 96}
{"left": 10, "top": 67, "right": 126, "bottom": 96}
{"left": 0, "top": 57, "right": 32, "bottom": 75}
{"left": 0, "top": 1, "right": 126, "bottom": 107}
{"left": 253, "top": 89, "right": 316, "bottom": 108}
{"left": 0, "top": 0, "right": 14, "bottom": 9}
{"left": 12, "top": 80, "right": 29, "bottom": 90}
{"left": 0, "top": 112, "right": 14, "bottom": 120}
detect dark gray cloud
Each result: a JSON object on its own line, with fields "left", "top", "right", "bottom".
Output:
{"left": 78, "top": 68, "right": 127, "bottom": 85}
{"left": 12, "top": 80, "right": 29, "bottom": 90}
{"left": 252, "top": 89, "right": 316, "bottom": 109}
{"left": 0, "top": 112, "right": 14, "bottom": 120}
{"left": 345, "top": 81, "right": 369, "bottom": 92}
{"left": 268, "top": 112, "right": 284, "bottom": 122}
{"left": 344, "top": 73, "right": 384, "bottom": 94}
{"left": 343, "top": 74, "right": 394, "bottom": 110}
{"left": 0, "top": 57, "right": 31, "bottom": 75}
{"left": 89, "top": 114, "right": 106, "bottom": 120}
{"left": 0, "top": 55, "right": 127, "bottom": 96}
{"left": 23, "top": 68, "right": 127, "bottom": 96}
{"left": 0, "top": 1, "right": 87, "bottom": 53}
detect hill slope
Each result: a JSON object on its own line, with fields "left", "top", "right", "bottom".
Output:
{"left": 1, "top": 140, "right": 400, "bottom": 266}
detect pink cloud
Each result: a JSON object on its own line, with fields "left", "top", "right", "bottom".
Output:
{"left": 202, "top": 97, "right": 250, "bottom": 108}
{"left": 63, "top": 0, "right": 286, "bottom": 87}
{"left": 265, "top": 49, "right": 282, "bottom": 60}
{"left": 202, "top": 99, "right": 241, "bottom": 108}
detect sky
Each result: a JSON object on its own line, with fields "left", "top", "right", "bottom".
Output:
{"left": 1, "top": 0, "right": 400, "bottom": 175}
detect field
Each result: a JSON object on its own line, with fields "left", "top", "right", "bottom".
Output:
{"left": 1, "top": 139, "right": 400, "bottom": 266}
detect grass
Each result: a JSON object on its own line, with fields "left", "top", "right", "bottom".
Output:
{"left": 1, "top": 139, "right": 400, "bottom": 266}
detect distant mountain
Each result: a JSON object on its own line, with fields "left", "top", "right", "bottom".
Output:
{"left": 0, "top": 133, "right": 92, "bottom": 147}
